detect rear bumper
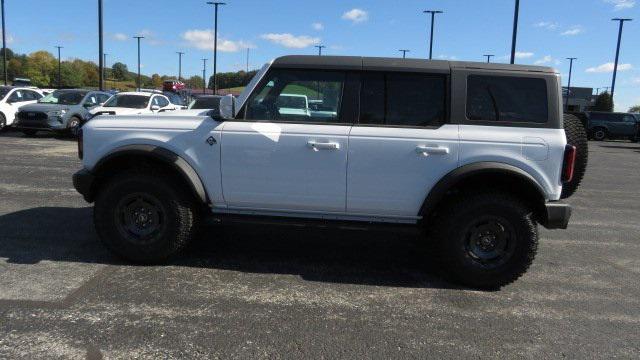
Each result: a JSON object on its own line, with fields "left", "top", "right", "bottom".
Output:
{"left": 72, "top": 169, "right": 96, "bottom": 202}
{"left": 541, "top": 202, "right": 572, "bottom": 229}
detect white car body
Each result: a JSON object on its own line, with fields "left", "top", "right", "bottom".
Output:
{"left": 90, "top": 92, "right": 176, "bottom": 116}
{"left": 0, "top": 87, "right": 44, "bottom": 126}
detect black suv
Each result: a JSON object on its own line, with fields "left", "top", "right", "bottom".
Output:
{"left": 586, "top": 112, "right": 639, "bottom": 141}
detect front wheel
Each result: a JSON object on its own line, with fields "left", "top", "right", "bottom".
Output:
{"left": 22, "top": 129, "right": 37, "bottom": 137}
{"left": 429, "top": 192, "right": 538, "bottom": 289}
{"left": 0, "top": 113, "right": 6, "bottom": 131}
{"left": 94, "top": 171, "right": 199, "bottom": 263}
{"left": 67, "top": 116, "right": 82, "bottom": 137}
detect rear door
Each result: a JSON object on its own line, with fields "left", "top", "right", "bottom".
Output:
{"left": 347, "top": 71, "right": 459, "bottom": 219}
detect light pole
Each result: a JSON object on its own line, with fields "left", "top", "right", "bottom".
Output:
{"left": 565, "top": 57, "right": 577, "bottom": 111}
{"left": 1, "top": 0, "right": 6, "bottom": 85}
{"left": 610, "top": 18, "right": 632, "bottom": 101}
{"left": 55, "top": 46, "right": 63, "bottom": 88}
{"left": 176, "top": 51, "right": 184, "bottom": 81}
{"left": 315, "top": 45, "right": 325, "bottom": 56}
{"left": 133, "top": 36, "right": 144, "bottom": 91}
{"left": 202, "top": 58, "right": 208, "bottom": 94}
{"left": 246, "top": 47, "right": 249, "bottom": 72}
{"left": 423, "top": 10, "right": 443, "bottom": 60}
{"left": 399, "top": 49, "right": 410, "bottom": 59}
{"left": 206, "top": 1, "right": 225, "bottom": 94}
{"left": 103, "top": 53, "right": 108, "bottom": 89}
{"left": 98, "top": 0, "right": 104, "bottom": 90}
{"left": 510, "top": 0, "right": 520, "bottom": 64}
{"left": 484, "top": 54, "right": 494, "bottom": 63}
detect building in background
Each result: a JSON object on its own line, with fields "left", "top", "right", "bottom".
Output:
{"left": 563, "top": 87, "right": 595, "bottom": 112}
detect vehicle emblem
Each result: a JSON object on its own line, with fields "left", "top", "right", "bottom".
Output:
{"left": 28, "top": 112, "right": 35, "bottom": 117}
{"left": 206, "top": 136, "right": 217, "bottom": 146}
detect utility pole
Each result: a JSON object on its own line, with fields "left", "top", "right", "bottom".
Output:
{"left": 565, "top": 57, "right": 577, "bottom": 112}
{"left": 399, "top": 49, "right": 410, "bottom": 59}
{"left": 484, "top": 54, "right": 494, "bottom": 63}
{"left": 314, "top": 45, "right": 325, "bottom": 56}
{"left": 133, "top": 36, "right": 144, "bottom": 91}
{"left": 98, "top": 0, "right": 104, "bottom": 90}
{"left": 510, "top": 0, "right": 520, "bottom": 64}
{"left": 610, "top": 18, "right": 632, "bottom": 101}
{"left": 423, "top": 10, "right": 443, "bottom": 60}
{"left": 103, "top": 53, "right": 108, "bottom": 90}
{"left": 206, "top": 2, "right": 225, "bottom": 94}
{"left": 55, "top": 46, "right": 63, "bottom": 88}
{"left": 202, "top": 58, "right": 208, "bottom": 94}
{"left": 595, "top": 88, "right": 601, "bottom": 96}
{"left": 176, "top": 51, "right": 184, "bottom": 81}
{"left": 1, "top": 0, "right": 7, "bottom": 85}
{"left": 246, "top": 47, "right": 249, "bottom": 72}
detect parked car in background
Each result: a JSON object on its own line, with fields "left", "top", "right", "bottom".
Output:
{"left": 187, "top": 95, "right": 221, "bottom": 110}
{"left": 0, "top": 86, "right": 44, "bottom": 130}
{"left": 89, "top": 91, "right": 176, "bottom": 117}
{"left": 13, "top": 89, "right": 111, "bottom": 136}
{"left": 586, "top": 112, "right": 639, "bottom": 141}
{"left": 163, "top": 80, "right": 185, "bottom": 92}
{"left": 12, "top": 78, "right": 32, "bottom": 87}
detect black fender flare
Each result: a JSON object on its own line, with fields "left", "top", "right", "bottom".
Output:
{"left": 419, "top": 162, "right": 546, "bottom": 218}
{"left": 92, "top": 145, "right": 208, "bottom": 204}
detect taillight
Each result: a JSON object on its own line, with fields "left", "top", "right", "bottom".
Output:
{"left": 77, "top": 128, "right": 84, "bottom": 159}
{"left": 562, "top": 145, "right": 576, "bottom": 183}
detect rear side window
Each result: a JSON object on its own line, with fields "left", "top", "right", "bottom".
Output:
{"left": 360, "top": 72, "right": 446, "bottom": 127}
{"left": 466, "top": 75, "right": 548, "bottom": 123}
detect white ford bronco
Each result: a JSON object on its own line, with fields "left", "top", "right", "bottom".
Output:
{"left": 73, "top": 56, "right": 587, "bottom": 288}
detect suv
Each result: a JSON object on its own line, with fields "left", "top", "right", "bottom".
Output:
{"left": 73, "top": 56, "right": 587, "bottom": 288}
{"left": 0, "top": 86, "right": 44, "bottom": 130}
{"left": 14, "top": 89, "right": 111, "bottom": 136}
{"left": 89, "top": 91, "right": 176, "bottom": 116}
{"left": 586, "top": 111, "right": 639, "bottom": 141}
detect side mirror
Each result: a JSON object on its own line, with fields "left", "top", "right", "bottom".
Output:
{"left": 150, "top": 105, "right": 161, "bottom": 111}
{"left": 216, "top": 94, "right": 235, "bottom": 121}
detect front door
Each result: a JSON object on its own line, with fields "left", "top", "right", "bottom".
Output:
{"left": 220, "top": 69, "right": 350, "bottom": 213}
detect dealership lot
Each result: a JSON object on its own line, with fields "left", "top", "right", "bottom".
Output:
{"left": 0, "top": 131, "right": 638, "bottom": 358}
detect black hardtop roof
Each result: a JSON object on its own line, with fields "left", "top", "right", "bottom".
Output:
{"left": 272, "top": 55, "right": 556, "bottom": 74}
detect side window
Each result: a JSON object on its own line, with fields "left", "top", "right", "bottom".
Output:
{"left": 466, "top": 75, "right": 548, "bottom": 123}
{"left": 623, "top": 115, "right": 636, "bottom": 123}
{"left": 23, "top": 90, "right": 40, "bottom": 101}
{"left": 85, "top": 95, "right": 98, "bottom": 106}
{"left": 157, "top": 96, "right": 170, "bottom": 107}
{"left": 9, "top": 90, "right": 23, "bottom": 102}
{"left": 245, "top": 69, "right": 345, "bottom": 123}
{"left": 360, "top": 72, "right": 446, "bottom": 127}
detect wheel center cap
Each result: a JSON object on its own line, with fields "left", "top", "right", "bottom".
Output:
{"left": 138, "top": 213, "right": 148, "bottom": 223}
{"left": 479, "top": 234, "right": 496, "bottom": 250}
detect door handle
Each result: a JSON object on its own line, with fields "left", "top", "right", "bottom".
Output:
{"left": 416, "top": 145, "right": 449, "bottom": 156}
{"left": 307, "top": 141, "right": 340, "bottom": 151}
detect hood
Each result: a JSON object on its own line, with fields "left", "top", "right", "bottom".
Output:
{"left": 86, "top": 112, "right": 216, "bottom": 131}
{"left": 18, "top": 103, "right": 69, "bottom": 112}
{"left": 90, "top": 106, "right": 146, "bottom": 116}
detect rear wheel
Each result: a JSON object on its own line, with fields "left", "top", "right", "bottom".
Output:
{"left": 591, "top": 127, "right": 607, "bottom": 141}
{"left": 562, "top": 114, "right": 588, "bottom": 199}
{"left": 429, "top": 192, "right": 538, "bottom": 289}
{"left": 94, "top": 171, "right": 199, "bottom": 263}
{"left": 0, "top": 113, "right": 6, "bottom": 131}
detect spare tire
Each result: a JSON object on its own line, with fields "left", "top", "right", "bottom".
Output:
{"left": 561, "top": 114, "right": 588, "bottom": 199}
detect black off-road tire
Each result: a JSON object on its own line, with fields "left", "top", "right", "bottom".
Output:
{"left": 562, "top": 114, "right": 588, "bottom": 199}
{"left": 591, "top": 127, "right": 607, "bottom": 141}
{"left": 0, "top": 113, "right": 6, "bottom": 131}
{"left": 94, "top": 171, "right": 199, "bottom": 263}
{"left": 22, "top": 129, "right": 37, "bottom": 137}
{"left": 429, "top": 192, "right": 538, "bottom": 289}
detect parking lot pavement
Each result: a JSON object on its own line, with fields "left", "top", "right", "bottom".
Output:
{"left": 0, "top": 130, "right": 638, "bottom": 359}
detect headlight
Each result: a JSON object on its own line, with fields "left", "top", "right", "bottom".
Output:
{"left": 48, "top": 109, "right": 67, "bottom": 117}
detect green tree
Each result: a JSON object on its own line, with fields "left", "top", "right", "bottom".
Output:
{"left": 111, "top": 62, "right": 129, "bottom": 81}
{"left": 24, "top": 51, "right": 56, "bottom": 87}
{"left": 59, "top": 61, "right": 84, "bottom": 88}
{"left": 185, "top": 75, "right": 204, "bottom": 89}
{"left": 629, "top": 105, "right": 640, "bottom": 113}
{"left": 151, "top": 73, "right": 162, "bottom": 88}
{"left": 593, "top": 92, "right": 614, "bottom": 112}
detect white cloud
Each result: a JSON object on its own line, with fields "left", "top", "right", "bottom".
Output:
{"left": 561, "top": 26, "right": 584, "bottom": 36}
{"left": 312, "top": 22, "right": 324, "bottom": 31}
{"left": 260, "top": 33, "right": 320, "bottom": 48}
{"left": 515, "top": 51, "right": 534, "bottom": 59}
{"left": 604, "top": 0, "right": 636, "bottom": 10}
{"left": 137, "top": 29, "right": 163, "bottom": 46}
{"left": 111, "top": 33, "right": 128, "bottom": 41}
{"left": 436, "top": 54, "right": 458, "bottom": 60}
{"left": 586, "top": 62, "right": 633, "bottom": 73}
{"left": 182, "top": 29, "right": 253, "bottom": 52}
{"left": 632, "top": 77, "right": 640, "bottom": 84}
{"left": 342, "top": 8, "right": 368, "bottom": 23}
{"left": 535, "top": 55, "right": 554, "bottom": 65}
{"left": 534, "top": 21, "right": 559, "bottom": 30}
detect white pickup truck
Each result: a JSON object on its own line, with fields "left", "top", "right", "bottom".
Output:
{"left": 73, "top": 55, "right": 587, "bottom": 288}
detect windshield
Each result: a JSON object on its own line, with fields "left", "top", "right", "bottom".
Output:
{"left": 189, "top": 97, "right": 221, "bottom": 110}
{"left": 103, "top": 94, "right": 149, "bottom": 109}
{"left": 38, "top": 90, "right": 86, "bottom": 105}
{"left": 0, "top": 87, "right": 10, "bottom": 100}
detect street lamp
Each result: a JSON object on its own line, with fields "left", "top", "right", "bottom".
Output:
{"left": 610, "top": 18, "right": 632, "bottom": 101}
{"left": 423, "top": 10, "right": 443, "bottom": 60}
{"left": 565, "top": 57, "right": 577, "bottom": 111}
{"left": 484, "top": 54, "right": 494, "bottom": 63}
{"left": 206, "top": 2, "right": 225, "bottom": 94}
{"left": 55, "top": 46, "right": 63, "bottom": 88}
{"left": 103, "top": 53, "right": 108, "bottom": 89}
{"left": 202, "top": 58, "right": 208, "bottom": 94}
{"left": 176, "top": 51, "right": 184, "bottom": 81}
{"left": 133, "top": 36, "right": 144, "bottom": 91}
{"left": 314, "top": 45, "right": 326, "bottom": 56}
{"left": 1, "top": 0, "right": 7, "bottom": 85}
{"left": 510, "top": 0, "right": 520, "bottom": 64}
{"left": 399, "top": 49, "right": 410, "bottom": 59}
{"left": 98, "top": 0, "right": 104, "bottom": 90}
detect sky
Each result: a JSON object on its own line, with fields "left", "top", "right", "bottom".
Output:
{"left": 3, "top": 0, "right": 639, "bottom": 111}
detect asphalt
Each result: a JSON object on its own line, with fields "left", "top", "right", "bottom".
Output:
{"left": 0, "top": 130, "right": 638, "bottom": 359}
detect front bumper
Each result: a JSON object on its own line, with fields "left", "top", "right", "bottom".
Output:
{"left": 541, "top": 202, "right": 572, "bottom": 229}
{"left": 14, "top": 116, "right": 67, "bottom": 131}
{"left": 72, "top": 169, "right": 96, "bottom": 202}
